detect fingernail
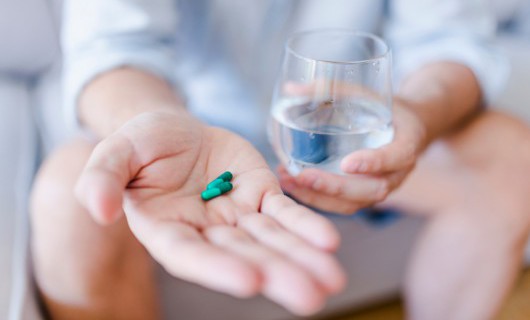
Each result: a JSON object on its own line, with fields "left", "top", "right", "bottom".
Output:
{"left": 347, "top": 161, "right": 362, "bottom": 172}
{"left": 358, "top": 161, "right": 368, "bottom": 173}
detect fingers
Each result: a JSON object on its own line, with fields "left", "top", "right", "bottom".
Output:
{"left": 260, "top": 192, "right": 340, "bottom": 252}
{"left": 287, "top": 168, "right": 387, "bottom": 203}
{"left": 341, "top": 107, "right": 424, "bottom": 175}
{"left": 238, "top": 214, "right": 346, "bottom": 294}
{"left": 281, "top": 182, "right": 363, "bottom": 214}
{"left": 205, "top": 224, "right": 327, "bottom": 316}
{"left": 128, "top": 214, "right": 261, "bottom": 298}
{"left": 278, "top": 166, "right": 408, "bottom": 214}
{"left": 340, "top": 138, "right": 416, "bottom": 174}
{"left": 75, "top": 133, "right": 139, "bottom": 224}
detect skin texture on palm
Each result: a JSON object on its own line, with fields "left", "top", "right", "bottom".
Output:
{"left": 75, "top": 111, "right": 346, "bottom": 315}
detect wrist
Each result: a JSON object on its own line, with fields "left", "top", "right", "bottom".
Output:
{"left": 81, "top": 103, "right": 187, "bottom": 138}
{"left": 78, "top": 68, "right": 187, "bottom": 137}
{"left": 395, "top": 62, "right": 482, "bottom": 145}
{"left": 394, "top": 97, "right": 432, "bottom": 152}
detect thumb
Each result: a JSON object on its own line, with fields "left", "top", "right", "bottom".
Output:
{"left": 341, "top": 106, "right": 426, "bottom": 174}
{"left": 75, "top": 133, "right": 138, "bottom": 225}
{"left": 340, "top": 134, "right": 416, "bottom": 174}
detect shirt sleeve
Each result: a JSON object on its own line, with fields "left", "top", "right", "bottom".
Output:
{"left": 385, "top": 0, "right": 509, "bottom": 104}
{"left": 62, "top": 0, "right": 179, "bottom": 130}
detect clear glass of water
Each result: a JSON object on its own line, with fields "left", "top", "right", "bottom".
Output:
{"left": 269, "top": 29, "right": 394, "bottom": 175}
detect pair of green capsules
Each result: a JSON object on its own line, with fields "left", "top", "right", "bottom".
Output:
{"left": 201, "top": 171, "right": 234, "bottom": 201}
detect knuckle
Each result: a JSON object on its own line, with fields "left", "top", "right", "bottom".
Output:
{"left": 328, "top": 180, "right": 344, "bottom": 196}
{"left": 375, "top": 180, "right": 390, "bottom": 201}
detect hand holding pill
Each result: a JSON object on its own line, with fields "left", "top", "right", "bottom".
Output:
{"left": 75, "top": 112, "right": 346, "bottom": 316}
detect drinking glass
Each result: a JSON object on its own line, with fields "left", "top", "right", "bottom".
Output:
{"left": 269, "top": 29, "right": 394, "bottom": 175}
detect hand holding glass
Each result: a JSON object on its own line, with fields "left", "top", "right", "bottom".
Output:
{"left": 269, "top": 30, "right": 394, "bottom": 175}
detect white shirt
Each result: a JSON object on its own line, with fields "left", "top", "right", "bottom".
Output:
{"left": 62, "top": 0, "right": 509, "bottom": 158}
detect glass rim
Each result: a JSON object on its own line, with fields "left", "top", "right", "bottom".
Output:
{"left": 285, "top": 29, "right": 390, "bottom": 65}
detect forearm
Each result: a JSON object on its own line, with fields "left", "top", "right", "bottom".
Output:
{"left": 397, "top": 62, "right": 482, "bottom": 146}
{"left": 78, "top": 67, "right": 187, "bottom": 137}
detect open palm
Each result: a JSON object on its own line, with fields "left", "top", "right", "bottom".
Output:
{"left": 75, "top": 112, "right": 345, "bottom": 315}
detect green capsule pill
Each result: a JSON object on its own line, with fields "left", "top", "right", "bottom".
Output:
{"left": 217, "top": 181, "right": 233, "bottom": 194}
{"left": 201, "top": 188, "right": 222, "bottom": 201}
{"left": 217, "top": 171, "right": 233, "bottom": 182}
{"left": 206, "top": 178, "right": 224, "bottom": 189}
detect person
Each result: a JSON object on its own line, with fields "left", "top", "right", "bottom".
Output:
{"left": 31, "top": 0, "right": 530, "bottom": 319}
